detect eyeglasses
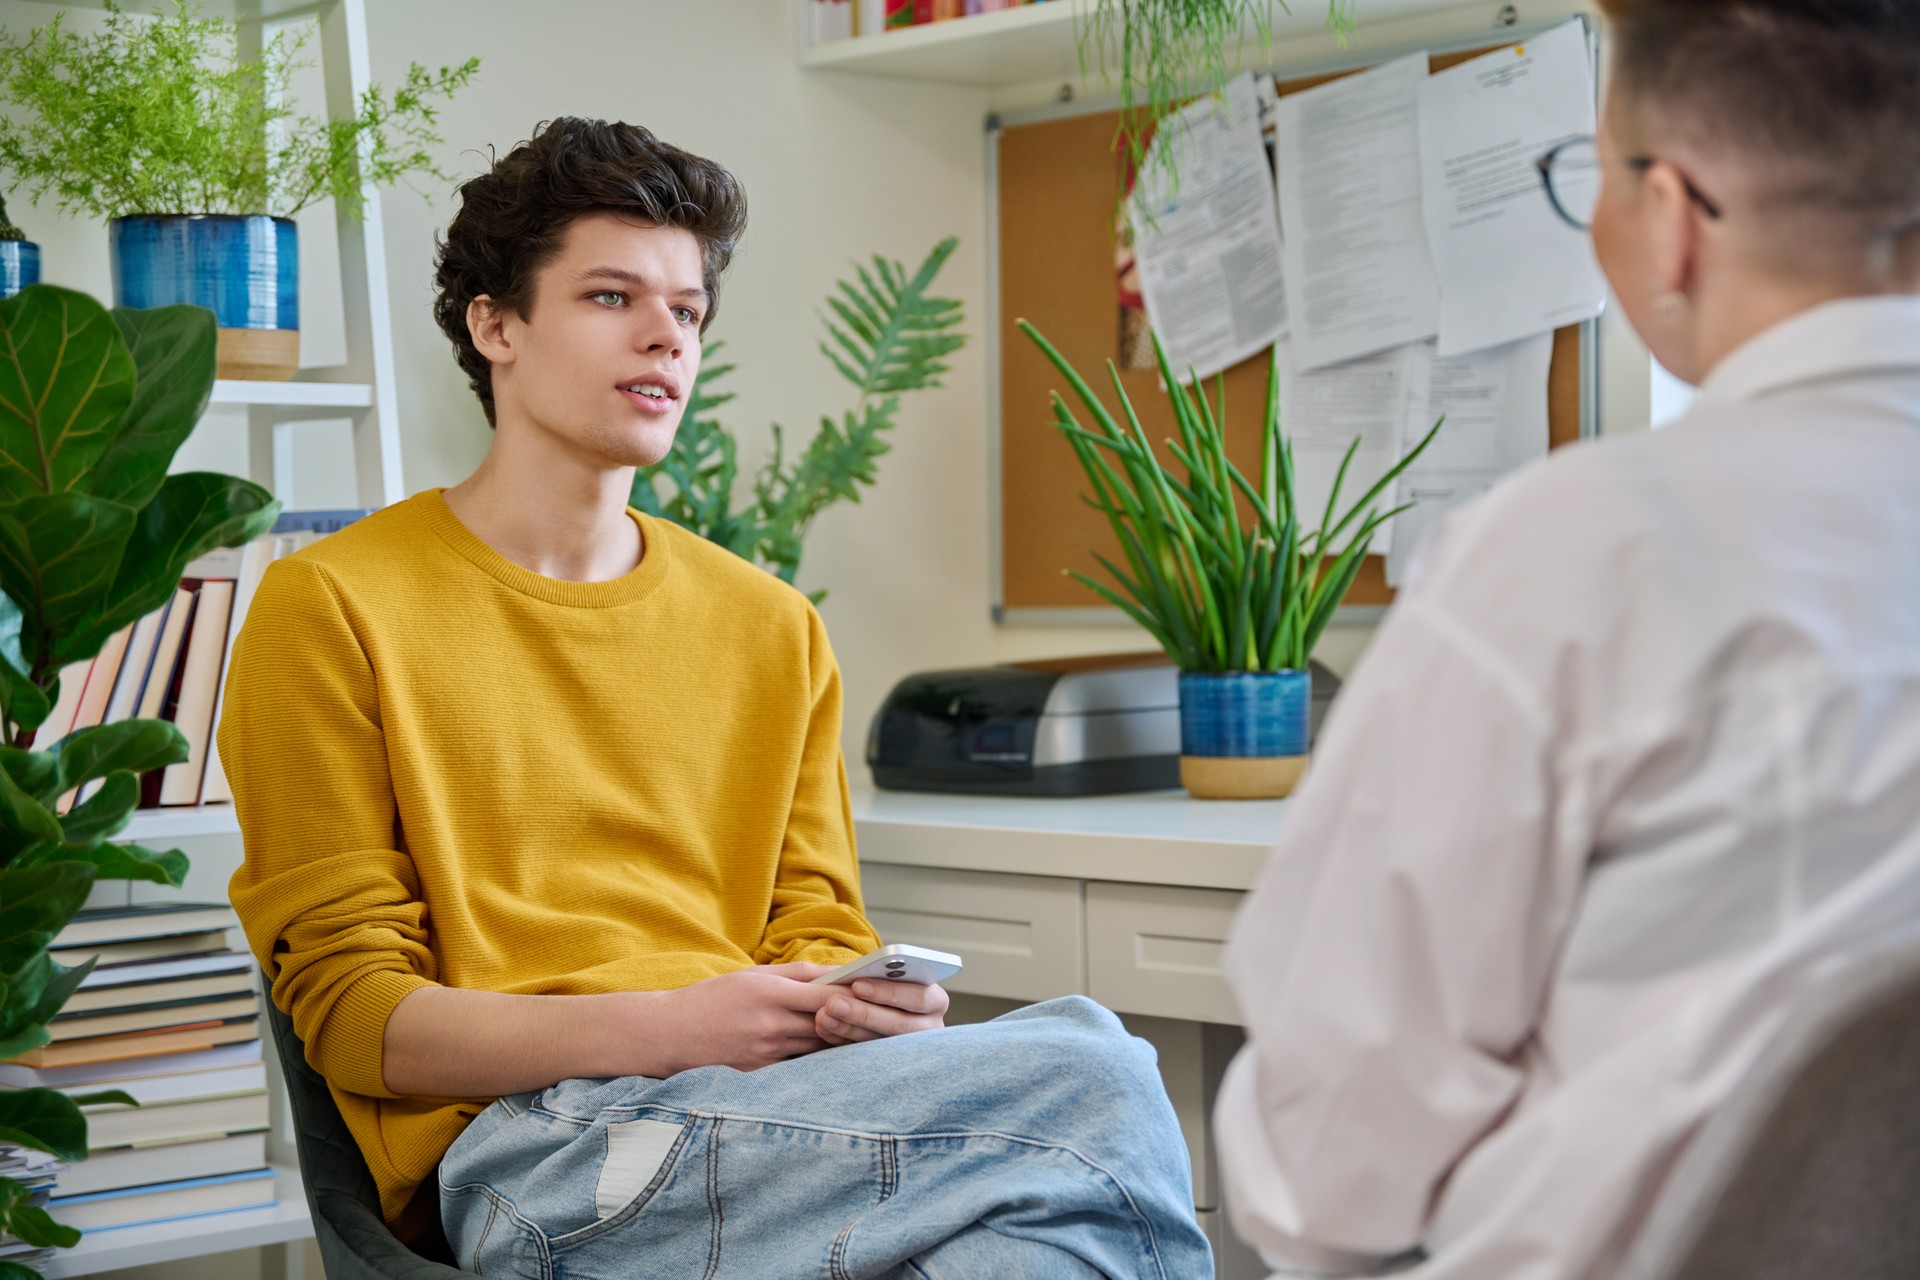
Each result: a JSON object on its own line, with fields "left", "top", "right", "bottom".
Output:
{"left": 1537, "top": 136, "right": 1725, "bottom": 230}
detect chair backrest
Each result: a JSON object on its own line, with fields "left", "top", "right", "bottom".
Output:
{"left": 1620, "top": 941, "right": 1920, "bottom": 1280}
{"left": 261, "top": 977, "right": 470, "bottom": 1277}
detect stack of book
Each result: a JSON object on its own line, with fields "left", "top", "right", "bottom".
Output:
{"left": 0, "top": 1146, "right": 63, "bottom": 1271}
{"left": 1, "top": 903, "right": 276, "bottom": 1234}
{"left": 39, "top": 509, "right": 371, "bottom": 814}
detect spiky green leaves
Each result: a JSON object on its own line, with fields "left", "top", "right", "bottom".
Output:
{"left": 1020, "top": 322, "right": 1438, "bottom": 672}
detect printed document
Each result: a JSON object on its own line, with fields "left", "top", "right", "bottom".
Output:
{"left": 1131, "top": 72, "right": 1290, "bottom": 383}
{"left": 1274, "top": 53, "right": 1440, "bottom": 372}
{"left": 1417, "top": 20, "right": 1605, "bottom": 356}
{"left": 1386, "top": 333, "right": 1554, "bottom": 585}
{"left": 1279, "top": 340, "right": 1417, "bottom": 557}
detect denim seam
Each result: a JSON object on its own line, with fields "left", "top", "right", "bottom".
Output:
{"left": 702, "top": 1115, "right": 725, "bottom": 1280}
{"left": 439, "top": 1179, "right": 553, "bottom": 1279}
{"left": 828, "top": 1136, "right": 895, "bottom": 1280}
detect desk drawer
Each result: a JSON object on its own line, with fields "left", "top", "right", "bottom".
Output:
{"left": 1086, "top": 883, "right": 1246, "bottom": 1024}
{"left": 858, "top": 864, "right": 1085, "bottom": 1002}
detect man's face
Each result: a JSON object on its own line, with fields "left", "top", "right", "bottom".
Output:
{"left": 485, "top": 212, "right": 706, "bottom": 470}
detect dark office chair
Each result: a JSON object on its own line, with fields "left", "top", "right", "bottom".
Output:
{"left": 262, "top": 982, "right": 471, "bottom": 1278}
{"left": 1620, "top": 940, "right": 1920, "bottom": 1280}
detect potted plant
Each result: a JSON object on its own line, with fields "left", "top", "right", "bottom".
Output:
{"left": 631, "top": 238, "right": 966, "bottom": 604}
{"left": 0, "top": 195, "right": 36, "bottom": 300}
{"left": 0, "top": 283, "right": 278, "bottom": 1266}
{"left": 0, "top": 1, "right": 477, "bottom": 380}
{"left": 1019, "top": 319, "right": 1435, "bottom": 799}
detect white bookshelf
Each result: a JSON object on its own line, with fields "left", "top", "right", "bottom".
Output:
{"left": 796, "top": 0, "right": 1493, "bottom": 86}
{"left": 41, "top": 1164, "right": 311, "bottom": 1279}
{"left": 17, "top": 0, "right": 400, "bottom": 1271}
{"left": 120, "top": 807, "right": 243, "bottom": 843}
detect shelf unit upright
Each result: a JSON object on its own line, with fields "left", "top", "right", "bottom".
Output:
{"left": 14, "top": 0, "right": 398, "bottom": 1272}
{"left": 18, "top": 0, "right": 404, "bottom": 850}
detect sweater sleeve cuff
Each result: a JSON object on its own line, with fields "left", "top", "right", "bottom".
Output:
{"left": 312, "top": 969, "right": 437, "bottom": 1098}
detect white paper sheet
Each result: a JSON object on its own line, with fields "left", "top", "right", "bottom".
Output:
{"left": 1279, "top": 339, "right": 1417, "bottom": 557}
{"left": 1131, "top": 72, "right": 1291, "bottom": 383}
{"left": 1386, "top": 333, "right": 1554, "bottom": 586}
{"left": 1274, "top": 53, "right": 1440, "bottom": 373}
{"left": 1417, "top": 20, "right": 1605, "bottom": 357}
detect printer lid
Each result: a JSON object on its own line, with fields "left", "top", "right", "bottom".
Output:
{"left": 1013, "top": 652, "right": 1178, "bottom": 717}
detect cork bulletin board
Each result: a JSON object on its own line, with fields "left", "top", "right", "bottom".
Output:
{"left": 991, "top": 21, "right": 1598, "bottom": 620}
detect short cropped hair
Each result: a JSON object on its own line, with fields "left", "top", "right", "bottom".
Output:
{"left": 1598, "top": 0, "right": 1920, "bottom": 246}
{"left": 432, "top": 118, "right": 748, "bottom": 426}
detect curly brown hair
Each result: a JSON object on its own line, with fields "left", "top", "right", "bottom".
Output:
{"left": 432, "top": 118, "right": 748, "bottom": 426}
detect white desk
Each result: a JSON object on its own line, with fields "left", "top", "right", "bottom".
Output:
{"left": 850, "top": 783, "right": 1286, "bottom": 1279}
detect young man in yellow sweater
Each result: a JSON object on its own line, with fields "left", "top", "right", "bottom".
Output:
{"left": 220, "top": 118, "right": 1211, "bottom": 1278}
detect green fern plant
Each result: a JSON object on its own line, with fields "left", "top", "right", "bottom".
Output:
{"left": 0, "top": 1, "right": 477, "bottom": 221}
{"left": 631, "top": 238, "right": 966, "bottom": 603}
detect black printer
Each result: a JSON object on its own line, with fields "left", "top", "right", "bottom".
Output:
{"left": 867, "top": 653, "right": 1341, "bottom": 797}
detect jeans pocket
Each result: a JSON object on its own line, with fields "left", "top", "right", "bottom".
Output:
{"left": 593, "top": 1116, "right": 688, "bottom": 1219}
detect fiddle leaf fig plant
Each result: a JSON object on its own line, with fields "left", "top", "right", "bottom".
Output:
{"left": 0, "top": 283, "right": 279, "bottom": 1260}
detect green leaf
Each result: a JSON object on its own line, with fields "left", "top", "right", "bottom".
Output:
{"left": 0, "top": 285, "right": 136, "bottom": 503}
{"left": 0, "top": 1088, "right": 87, "bottom": 1160}
{"left": 69, "top": 1089, "right": 136, "bottom": 1108}
{"left": 0, "top": 492, "right": 136, "bottom": 669}
{"left": 63, "top": 471, "right": 277, "bottom": 662}
{"left": 0, "top": 595, "right": 49, "bottom": 735}
{"left": 0, "top": 1025, "right": 48, "bottom": 1062}
{"left": 18, "top": 950, "right": 90, "bottom": 1033}
{"left": 50, "top": 840, "right": 187, "bottom": 888}
{"left": 0, "top": 1257, "right": 52, "bottom": 1280}
{"left": 58, "top": 719, "right": 188, "bottom": 790}
{"left": 58, "top": 770, "right": 140, "bottom": 844}
{"left": 95, "top": 304, "right": 219, "bottom": 507}
{"left": 4, "top": 1200, "right": 78, "bottom": 1249}
{"left": 0, "top": 761, "right": 59, "bottom": 847}
{"left": 0, "top": 747, "right": 57, "bottom": 806}
{"left": 0, "top": 862, "right": 95, "bottom": 973}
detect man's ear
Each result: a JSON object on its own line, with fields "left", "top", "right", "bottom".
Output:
{"left": 1643, "top": 161, "right": 1701, "bottom": 301}
{"left": 467, "top": 295, "right": 516, "bottom": 368}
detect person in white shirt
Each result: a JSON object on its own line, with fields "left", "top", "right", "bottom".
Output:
{"left": 1216, "top": 1, "right": 1920, "bottom": 1276}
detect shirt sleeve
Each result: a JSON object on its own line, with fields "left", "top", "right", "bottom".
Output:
{"left": 1216, "top": 587, "right": 1590, "bottom": 1272}
{"left": 753, "top": 603, "right": 883, "bottom": 966}
{"left": 220, "top": 558, "right": 436, "bottom": 1098}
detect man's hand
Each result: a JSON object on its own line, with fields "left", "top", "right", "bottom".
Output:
{"left": 651, "top": 963, "right": 840, "bottom": 1074}
{"left": 815, "top": 978, "right": 949, "bottom": 1046}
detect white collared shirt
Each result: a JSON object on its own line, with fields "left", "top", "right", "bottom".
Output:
{"left": 1217, "top": 296, "right": 1920, "bottom": 1280}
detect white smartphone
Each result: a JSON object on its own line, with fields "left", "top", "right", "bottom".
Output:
{"left": 810, "top": 943, "right": 963, "bottom": 987}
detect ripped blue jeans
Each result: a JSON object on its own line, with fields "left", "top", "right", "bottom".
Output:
{"left": 439, "top": 996, "right": 1213, "bottom": 1279}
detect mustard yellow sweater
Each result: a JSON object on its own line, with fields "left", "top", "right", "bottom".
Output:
{"left": 220, "top": 489, "right": 880, "bottom": 1235}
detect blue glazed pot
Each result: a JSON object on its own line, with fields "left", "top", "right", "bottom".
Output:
{"left": 109, "top": 215, "right": 300, "bottom": 378}
{"left": 0, "top": 241, "right": 40, "bottom": 299}
{"left": 1178, "top": 669, "right": 1312, "bottom": 799}
{"left": 109, "top": 214, "right": 297, "bottom": 328}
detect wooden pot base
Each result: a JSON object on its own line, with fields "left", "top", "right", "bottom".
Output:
{"left": 1180, "top": 754, "right": 1308, "bottom": 800}
{"left": 216, "top": 327, "right": 299, "bottom": 381}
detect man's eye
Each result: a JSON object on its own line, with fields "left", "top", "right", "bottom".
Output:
{"left": 591, "top": 291, "right": 625, "bottom": 307}
{"left": 672, "top": 305, "right": 701, "bottom": 325}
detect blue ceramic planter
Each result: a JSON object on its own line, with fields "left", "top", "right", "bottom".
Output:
{"left": 0, "top": 241, "right": 40, "bottom": 299}
{"left": 1178, "top": 669, "right": 1312, "bottom": 799}
{"left": 109, "top": 214, "right": 297, "bottom": 328}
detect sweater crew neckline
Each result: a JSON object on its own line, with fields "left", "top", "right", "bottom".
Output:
{"left": 415, "top": 488, "right": 671, "bottom": 608}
